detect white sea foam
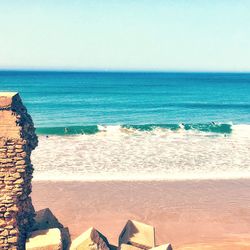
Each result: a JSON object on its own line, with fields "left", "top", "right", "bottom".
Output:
{"left": 31, "top": 124, "right": 250, "bottom": 181}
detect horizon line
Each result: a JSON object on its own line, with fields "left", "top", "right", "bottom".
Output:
{"left": 0, "top": 68, "right": 250, "bottom": 74}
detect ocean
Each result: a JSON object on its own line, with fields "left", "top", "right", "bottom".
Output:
{"left": 0, "top": 71, "right": 250, "bottom": 180}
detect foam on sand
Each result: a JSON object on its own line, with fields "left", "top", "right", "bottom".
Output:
{"left": 32, "top": 124, "right": 250, "bottom": 181}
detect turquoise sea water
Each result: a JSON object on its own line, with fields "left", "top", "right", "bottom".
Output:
{"left": 0, "top": 71, "right": 250, "bottom": 131}
{"left": 1, "top": 71, "right": 250, "bottom": 180}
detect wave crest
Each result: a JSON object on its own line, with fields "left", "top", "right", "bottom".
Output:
{"left": 36, "top": 123, "right": 233, "bottom": 136}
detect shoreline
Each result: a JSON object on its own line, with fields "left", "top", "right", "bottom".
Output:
{"left": 32, "top": 177, "right": 250, "bottom": 182}
{"left": 31, "top": 124, "right": 250, "bottom": 184}
{"left": 32, "top": 179, "right": 250, "bottom": 249}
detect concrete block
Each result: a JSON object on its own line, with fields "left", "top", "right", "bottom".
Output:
{"left": 70, "top": 227, "right": 109, "bottom": 250}
{"left": 61, "top": 227, "right": 71, "bottom": 250}
{"left": 119, "top": 220, "right": 155, "bottom": 249}
{"left": 119, "top": 243, "right": 142, "bottom": 250}
{"left": 26, "top": 228, "right": 62, "bottom": 250}
{"left": 33, "top": 208, "right": 63, "bottom": 231}
{"left": 150, "top": 244, "right": 172, "bottom": 250}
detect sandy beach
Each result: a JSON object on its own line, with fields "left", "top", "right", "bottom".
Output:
{"left": 32, "top": 179, "right": 250, "bottom": 249}
{"left": 1, "top": 1, "right": 250, "bottom": 249}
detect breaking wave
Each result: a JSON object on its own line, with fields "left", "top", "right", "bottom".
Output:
{"left": 36, "top": 123, "right": 232, "bottom": 136}
{"left": 32, "top": 124, "right": 250, "bottom": 181}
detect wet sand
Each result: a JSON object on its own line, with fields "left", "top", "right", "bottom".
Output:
{"left": 32, "top": 179, "right": 250, "bottom": 249}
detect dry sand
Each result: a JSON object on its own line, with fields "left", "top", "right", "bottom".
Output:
{"left": 32, "top": 179, "right": 250, "bottom": 249}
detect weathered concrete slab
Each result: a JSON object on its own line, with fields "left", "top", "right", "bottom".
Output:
{"left": 70, "top": 227, "right": 109, "bottom": 250}
{"left": 26, "top": 228, "right": 62, "bottom": 250}
{"left": 150, "top": 244, "right": 172, "bottom": 250}
{"left": 119, "top": 220, "right": 155, "bottom": 249}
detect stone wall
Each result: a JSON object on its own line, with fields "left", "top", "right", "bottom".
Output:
{"left": 0, "top": 92, "right": 38, "bottom": 250}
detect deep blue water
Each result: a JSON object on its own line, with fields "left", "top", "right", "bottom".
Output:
{"left": 0, "top": 71, "right": 250, "bottom": 133}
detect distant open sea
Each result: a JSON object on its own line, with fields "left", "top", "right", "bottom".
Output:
{"left": 1, "top": 71, "right": 250, "bottom": 180}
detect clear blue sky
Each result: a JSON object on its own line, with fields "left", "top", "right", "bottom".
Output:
{"left": 0, "top": 0, "right": 250, "bottom": 71}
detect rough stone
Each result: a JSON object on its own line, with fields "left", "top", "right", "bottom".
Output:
{"left": 9, "top": 229, "right": 18, "bottom": 235}
{"left": 8, "top": 236, "right": 18, "bottom": 243}
{"left": 0, "top": 218, "right": 7, "bottom": 227}
{"left": 119, "top": 220, "right": 155, "bottom": 250}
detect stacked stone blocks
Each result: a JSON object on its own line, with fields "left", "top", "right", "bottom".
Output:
{"left": 0, "top": 92, "right": 38, "bottom": 250}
